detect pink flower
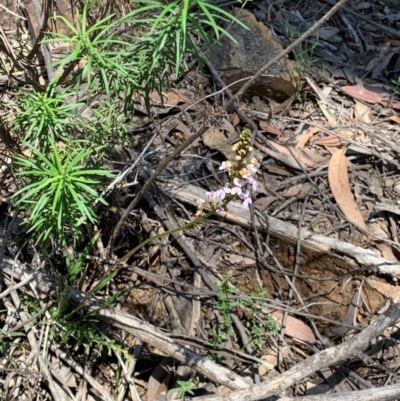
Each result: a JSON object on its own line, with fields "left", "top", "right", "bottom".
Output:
{"left": 240, "top": 164, "right": 257, "bottom": 179}
{"left": 246, "top": 164, "right": 257, "bottom": 173}
{"left": 215, "top": 188, "right": 226, "bottom": 201}
{"left": 231, "top": 177, "right": 244, "bottom": 196}
{"left": 231, "top": 186, "right": 242, "bottom": 196}
{"left": 240, "top": 190, "right": 252, "bottom": 208}
{"left": 246, "top": 176, "right": 258, "bottom": 191}
{"left": 222, "top": 183, "right": 232, "bottom": 194}
{"left": 206, "top": 191, "right": 215, "bottom": 201}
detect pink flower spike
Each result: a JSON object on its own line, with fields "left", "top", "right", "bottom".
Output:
{"left": 230, "top": 178, "right": 244, "bottom": 196}
{"left": 240, "top": 190, "right": 252, "bottom": 208}
{"left": 239, "top": 167, "right": 250, "bottom": 178}
{"left": 197, "top": 199, "right": 205, "bottom": 206}
{"left": 216, "top": 207, "right": 225, "bottom": 214}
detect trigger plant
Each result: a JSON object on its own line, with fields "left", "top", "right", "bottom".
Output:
{"left": 196, "top": 129, "right": 258, "bottom": 218}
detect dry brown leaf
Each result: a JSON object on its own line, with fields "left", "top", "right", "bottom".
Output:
{"left": 328, "top": 148, "right": 367, "bottom": 230}
{"left": 313, "top": 135, "right": 348, "bottom": 147}
{"left": 219, "top": 118, "right": 236, "bottom": 137}
{"left": 258, "top": 348, "right": 287, "bottom": 374}
{"left": 202, "top": 127, "right": 237, "bottom": 162}
{"left": 174, "top": 120, "right": 191, "bottom": 140}
{"left": 389, "top": 115, "right": 400, "bottom": 124}
{"left": 147, "top": 358, "right": 172, "bottom": 401}
{"left": 281, "top": 184, "right": 302, "bottom": 197}
{"left": 341, "top": 85, "right": 400, "bottom": 110}
{"left": 367, "top": 220, "right": 399, "bottom": 262}
{"left": 149, "top": 91, "right": 182, "bottom": 106}
{"left": 354, "top": 100, "right": 371, "bottom": 123}
{"left": 366, "top": 277, "right": 400, "bottom": 303}
{"left": 296, "top": 126, "right": 320, "bottom": 148}
{"left": 272, "top": 312, "right": 316, "bottom": 344}
{"left": 270, "top": 94, "right": 295, "bottom": 112}
{"left": 51, "top": 356, "right": 77, "bottom": 388}
{"left": 170, "top": 88, "right": 193, "bottom": 104}
{"left": 267, "top": 140, "right": 314, "bottom": 167}
{"left": 224, "top": 254, "right": 255, "bottom": 266}
{"left": 259, "top": 120, "right": 283, "bottom": 136}
{"left": 376, "top": 243, "right": 398, "bottom": 261}
{"left": 232, "top": 111, "right": 241, "bottom": 127}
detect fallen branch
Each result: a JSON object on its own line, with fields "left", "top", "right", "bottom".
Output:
{"left": 157, "top": 180, "right": 400, "bottom": 278}
{"left": 0, "top": 256, "right": 250, "bottom": 391}
{"left": 189, "top": 304, "right": 400, "bottom": 401}
{"left": 277, "top": 383, "right": 400, "bottom": 401}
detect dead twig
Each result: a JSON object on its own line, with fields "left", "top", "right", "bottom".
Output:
{"left": 324, "top": 0, "right": 400, "bottom": 39}
{"left": 50, "top": 343, "right": 113, "bottom": 401}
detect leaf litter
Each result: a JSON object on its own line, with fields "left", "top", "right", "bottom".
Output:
{"left": 2, "top": 0, "right": 400, "bottom": 400}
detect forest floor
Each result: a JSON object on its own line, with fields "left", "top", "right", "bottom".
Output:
{"left": 1, "top": 0, "right": 400, "bottom": 400}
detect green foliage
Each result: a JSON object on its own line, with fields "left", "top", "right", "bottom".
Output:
{"left": 20, "top": 295, "right": 133, "bottom": 362}
{"left": 170, "top": 378, "right": 197, "bottom": 398}
{"left": 12, "top": 142, "right": 114, "bottom": 246}
{"left": 45, "top": 0, "right": 248, "bottom": 109}
{"left": 214, "top": 274, "right": 240, "bottom": 339}
{"left": 242, "top": 289, "right": 279, "bottom": 352}
{"left": 50, "top": 309, "right": 134, "bottom": 360}
{"left": 208, "top": 275, "right": 238, "bottom": 361}
{"left": 392, "top": 75, "right": 400, "bottom": 97}
{"left": 211, "top": 276, "right": 278, "bottom": 356}
{"left": 46, "top": 5, "right": 139, "bottom": 104}
{"left": 9, "top": 0, "right": 248, "bottom": 248}
{"left": 11, "top": 84, "right": 84, "bottom": 151}
{"left": 56, "top": 314, "right": 132, "bottom": 359}
{"left": 66, "top": 232, "right": 100, "bottom": 283}
{"left": 0, "top": 314, "right": 25, "bottom": 355}
{"left": 293, "top": 39, "right": 319, "bottom": 75}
